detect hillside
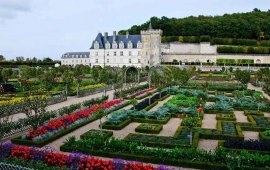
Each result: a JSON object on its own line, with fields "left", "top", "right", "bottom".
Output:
{"left": 119, "top": 8, "right": 270, "bottom": 40}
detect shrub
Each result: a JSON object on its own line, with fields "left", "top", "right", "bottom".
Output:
{"left": 224, "top": 139, "right": 270, "bottom": 151}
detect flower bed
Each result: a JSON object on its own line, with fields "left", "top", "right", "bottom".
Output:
{"left": 135, "top": 123, "right": 163, "bottom": 134}
{"left": 216, "top": 113, "right": 236, "bottom": 121}
{"left": 60, "top": 136, "right": 270, "bottom": 169}
{"left": 11, "top": 99, "right": 128, "bottom": 147}
{"left": 0, "top": 142, "right": 163, "bottom": 170}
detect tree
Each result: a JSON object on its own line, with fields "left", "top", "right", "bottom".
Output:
{"left": 179, "top": 68, "right": 192, "bottom": 85}
{"left": 16, "top": 56, "right": 25, "bottom": 62}
{"left": 43, "top": 57, "right": 53, "bottom": 62}
{"left": 40, "top": 69, "right": 55, "bottom": 91}
{"left": 96, "top": 105, "right": 106, "bottom": 129}
{"left": 130, "top": 99, "right": 138, "bottom": 110}
{"left": 0, "top": 55, "right": 5, "bottom": 61}
{"left": 74, "top": 65, "right": 84, "bottom": 96}
{"left": 235, "top": 69, "right": 250, "bottom": 85}
{"left": 63, "top": 70, "right": 74, "bottom": 95}
{"left": 23, "top": 96, "right": 48, "bottom": 131}
{"left": 1, "top": 68, "right": 13, "bottom": 83}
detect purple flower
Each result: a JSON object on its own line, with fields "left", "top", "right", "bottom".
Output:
{"left": 30, "top": 147, "right": 46, "bottom": 161}
{"left": 157, "top": 165, "right": 173, "bottom": 170}
{"left": 113, "top": 158, "right": 125, "bottom": 170}
{"left": 0, "top": 142, "right": 13, "bottom": 158}
{"left": 68, "top": 152, "right": 89, "bottom": 170}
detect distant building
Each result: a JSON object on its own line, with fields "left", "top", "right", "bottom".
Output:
{"left": 61, "top": 24, "right": 162, "bottom": 68}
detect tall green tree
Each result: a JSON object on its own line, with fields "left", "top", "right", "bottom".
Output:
{"left": 1, "top": 68, "right": 13, "bottom": 83}
{"left": 63, "top": 70, "right": 74, "bottom": 95}
{"left": 0, "top": 55, "right": 5, "bottom": 61}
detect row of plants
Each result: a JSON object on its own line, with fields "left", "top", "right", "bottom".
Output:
{"left": 105, "top": 108, "right": 171, "bottom": 126}
{"left": 128, "top": 88, "right": 156, "bottom": 99}
{"left": 134, "top": 91, "right": 167, "bottom": 111}
{"left": 78, "top": 84, "right": 113, "bottom": 97}
{"left": 115, "top": 84, "right": 149, "bottom": 98}
{"left": 60, "top": 136, "right": 270, "bottom": 169}
{"left": 217, "top": 45, "right": 270, "bottom": 54}
{"left": 164, "top": 94, "right": 199, "bottom": 107}
{"left": 0, "top": 142, "right": 166, "bottom": 170}
{"left": 223, "top": 139, "right": 270, "bottom": 152}
{"left": 11, "top": 99, "right": 128, "bottom": 146}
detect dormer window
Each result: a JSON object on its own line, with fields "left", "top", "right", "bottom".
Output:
{"left": 128, "top": 41, "right": 133, "bottom": 49}
{"left": 105, "top": 41, "right": 111, "bottom": 49}
{"left": 94, "top": 41, "right": 99, "bottom": 49}
{"left": 119, "top": 41, "right": 124, "bottom": 49}
{"left": 137, "top": 41, "right": 142, "bottom": 48}
{"left": 112, "top": 41, "right": 118, "bottom": 49}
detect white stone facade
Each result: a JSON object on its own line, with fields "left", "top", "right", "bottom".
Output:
{"left": 162, "top": 42, "right": 270, "bottom": 64}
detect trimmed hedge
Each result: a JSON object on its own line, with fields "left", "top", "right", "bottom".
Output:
{"left": 216, "top": 113, "right": 236, "bottom": 121}
{"left": 135, "top": 123, "right": 163, "bottom": 134}
{"left": 80, "top": 129, "right": 113, "bottom": 140}
{"left": 102, "top": 119, "right": 131, "bottom": 130}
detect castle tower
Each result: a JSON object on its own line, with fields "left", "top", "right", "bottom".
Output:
{"left": 140, "top": 23, "right": 162, "bottom": 67}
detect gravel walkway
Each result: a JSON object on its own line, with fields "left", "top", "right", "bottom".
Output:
{"left": 243, "top": 131, "right": 259, "bottom": 140}
{"left": 158, "top": 118, "right": 182, "bottom": 136}
{"left": 264, "top": 112, "right": 270, "bottom": 117}
{"left": 198, "top": 139, "right": 219, "bottom": 151}
{"left": 234, "top": 111, "right": 248, "bottom": 122}
{"left": 201, "top": 114, "right": 216, "bottom": 129}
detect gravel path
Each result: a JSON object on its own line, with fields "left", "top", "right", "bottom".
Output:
{"left": 201, "top": 114, "right": 216, "bottom": 129}
{"left": 234, "top": 111, "right": 248, "bottom": 122}
{"left": 264, "top": 112, "right": 270, "bottom": 117}
{"left": 198, "top": 139, "right": 219, "bottom": 151}
{"left": 158, "top": 118, "right": 182, "bottom": 136}
{"left": 243, "top": 131, "right": 259, "bottom": 140}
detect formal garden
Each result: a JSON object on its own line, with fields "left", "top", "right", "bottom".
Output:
{"left": 1, "top": 65, "right": 270, "bottom": 169}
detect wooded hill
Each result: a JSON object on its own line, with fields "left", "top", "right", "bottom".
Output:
{"left": 119, "top": 8, "right": 270, "bottom": 40}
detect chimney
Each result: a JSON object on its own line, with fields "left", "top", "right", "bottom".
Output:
{"left": 126, "top": 31, "right": 129, "bottom": 39}
{"left": 113, "top": 31, "right": 116, "bottom": 41}
{"left": 104, "top": 32, "right": 108, "bottom": 42}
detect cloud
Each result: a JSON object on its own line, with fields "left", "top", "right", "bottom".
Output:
{"left": 0, "top": 0, "right": 32, "bottom": 19}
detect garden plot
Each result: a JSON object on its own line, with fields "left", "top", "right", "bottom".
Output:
{"left": 148, "top": 95, "right": 173, "bottom": 112}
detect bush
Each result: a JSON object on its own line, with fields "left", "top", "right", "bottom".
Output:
{"left": 224, "top": 139, "right": 270, "bottom": 151}
{"left": 135, "top": 123, "right": 163, "bottom": 134}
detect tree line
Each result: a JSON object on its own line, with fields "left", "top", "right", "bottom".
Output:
{"left": 119, "top": 8, "right": 270, "bottom": 40}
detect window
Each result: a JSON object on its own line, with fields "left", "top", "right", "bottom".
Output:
{"left": 106, "top": 52, "right": 109, "bottom": 56}
{"left": 138, "top": 59, "right": 141, "bottom": 63}
{"left": 107, "top": 58, "right": 109, "bottom": 63}
{"left": 129, "top": 51, "right": 132, "bottom": 56}
{"left": 120, "top": 51, "right": 123, "bottom": 56}
{"left": 95, "top": 59, "right": 98, "bottom": 63}
{"left": 129, "top": 59, "right": 132, "bottom": 63}
{"left": 94, "top": 41, "right": 99, "bottom": 49}
{"left": 114, "top": 51, "right": 116, "bottom": 56}
{"left": 95, "top": 52, "right": 98, "bottom": 56}
{"left": 119, "top": 41, "right": 124, "bottom": 49}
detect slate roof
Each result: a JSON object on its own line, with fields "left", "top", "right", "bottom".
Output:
{"left": 62, "top": 52, "right": 90, "bottom": 58}
{"left": 90, "top": 33, "right": 141, "bottom": 49}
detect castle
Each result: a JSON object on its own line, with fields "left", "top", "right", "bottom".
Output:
{"left": 61, "top": 24, "right": 162, "bottom": 68}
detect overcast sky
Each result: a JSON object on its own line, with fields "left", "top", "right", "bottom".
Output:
{"left": 0, "top": 0, "right": 269, "bottom": 60}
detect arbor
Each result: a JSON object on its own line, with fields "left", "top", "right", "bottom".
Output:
{"left": 74, "top": 65, "right": 84, "bottom": 96}
{"left": 1, "top": 68, "right": 13, "bottom": 83}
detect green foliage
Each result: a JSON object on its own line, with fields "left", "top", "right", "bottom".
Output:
{"left": 119, "top": 10, "right": 270, "bottom": 40}
{"left": 263, "top": 130, "right": 270, "bottom": 136}
{"left": 234, "top": 69, "right": 251, "bottom": 85}
{"left": 217, "top": 46, "right": 270, "bottom": 54}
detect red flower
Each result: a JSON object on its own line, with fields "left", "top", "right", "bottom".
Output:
{"left": 11, "top": 146, "right": 31, "bottom": 160}
{"left": 44, "top": 152, "right": 68, "bottom": 167}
